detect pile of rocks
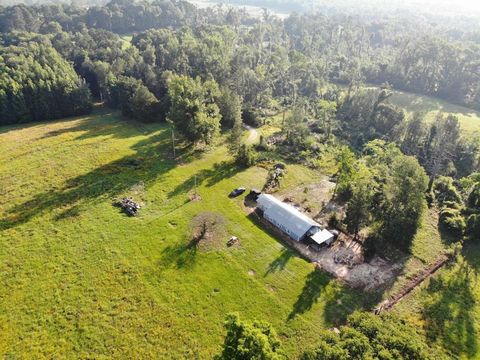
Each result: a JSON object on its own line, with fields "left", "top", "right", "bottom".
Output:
{"left": 114, "top": 197, "right": 141, "bottom": 216}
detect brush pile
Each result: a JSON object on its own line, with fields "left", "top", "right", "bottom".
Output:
{"left": 114, "top": 197, "right": 141, "bottom": 216}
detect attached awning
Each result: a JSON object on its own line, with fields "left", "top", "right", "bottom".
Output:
{"left": 311, "top": 229, "right": 334, "bottom": 245}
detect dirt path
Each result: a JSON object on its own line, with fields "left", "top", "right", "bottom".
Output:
{"left": 374, "top": 254, "right": 452, "bottom": 314}
{"left": 243, "top": 124, "right": 258, "bottom": 144}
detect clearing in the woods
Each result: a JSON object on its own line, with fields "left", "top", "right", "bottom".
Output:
{"left": 1, "top": 104, "right": 478, "bottom": 359}
{"left": 0, "top": 109, "right": 373, "bottom": 359}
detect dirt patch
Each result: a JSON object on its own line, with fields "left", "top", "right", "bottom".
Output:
{"left": 250, "top": 210, "right": 402, "bottom": 291}
{"left": 248, "top": 269, "right": 257, "bottom": 276}
{"left": 276, "top": 179, "right": 336, "bottom": 216}
{"left": 189, "top": 212, "right": 226, "bottom": 251}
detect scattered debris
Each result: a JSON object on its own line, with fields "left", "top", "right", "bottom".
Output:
{"left": 263, "top": 166, "right": 286, "bottom": 192}
{"left": 189, "top": 192, "right": 202, "bottom": 201}
{"left": 227, "top": 236, "right": 239, "bottom": 247}
{"left": 114, "top": 197, "right": 141, "bottom": 216}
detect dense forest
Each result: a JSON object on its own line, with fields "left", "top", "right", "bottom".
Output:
{"left": 1, "top": 0, "right": 480, "bottom": 119}
{"left": 1, "top": 0, "right": 480, "bottom": 358}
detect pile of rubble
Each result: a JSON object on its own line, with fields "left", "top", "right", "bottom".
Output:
{"left": 263, "top": 164, "right": 286, "bottom": 192}
{"left": 114, "top": 197, "right": 141, "bottom": 216}
{"left": 333, "top": 253, "right": 356, "bottom": 268}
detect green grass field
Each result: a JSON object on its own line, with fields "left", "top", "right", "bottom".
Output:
{"left": 0, "top": 109, "right": 373, "bottom": 358}
{"left": 388, "top": 89, "right": 480, "bottom": 138}
{"left": 392, "top": 243, "right": 480, "bottom": 359}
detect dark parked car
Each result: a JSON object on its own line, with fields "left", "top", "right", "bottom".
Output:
{"left": 229, "top": 187, "right": 246, "bottom": 197}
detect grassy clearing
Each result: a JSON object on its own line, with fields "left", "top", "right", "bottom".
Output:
{"left": 120, "top": 35, "right": 133, "bottom": 50}
{"left": 0, "top": 109, "right": 373, "bottom": 358}
{"left": 392, "top": 244, "right": 480, "bottom": 359}
{"left": 382, "top": 208, "right": 453, "bottom": 298}
{"left": 388, "top": 89, "right": 480, "bottom": 138}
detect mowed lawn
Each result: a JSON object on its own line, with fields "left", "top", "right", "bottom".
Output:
{"left": 0, "top": 109, "right": 372, "bottom": 359}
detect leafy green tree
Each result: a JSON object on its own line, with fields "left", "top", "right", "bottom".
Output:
{"left": 284, "top": 105, "right": 309, "bottom": 149}
{"left": 376, "top": 147, "right": 429, "bottom": 248}
{"left": 228, "top": 112, "right": 244, "bottom": 154}
{"left": 108, "top": 76, "right": 159, "bottom": 122}
{"left": 316, "top": 99, "right": 337, "bottom": 140}
{"left": 401, "top": 112, "right": 428, "bottom": 156}
{"left": 235, "top": 144, "right": 257, "bottom": 167}
{"left": 345, "top": 163, "right": 374, "bottom": 238}
{"left": 303, "top": 312, "right": 443, "bottom": 360}
{"left": 433, "top": 176, "right": 463, "bottom": 207}
{"left": 0, "top": 39, "right": 92, "bottom": 125}
{"left": 334, "top": 146, "right": 356, "bottom": 199}
{"left": 167, "top": 74, "right": 221, "bottom": 146}
{"left": 423, "top": 113, "right": 461, "bottom": 190}
{"left": 217, "top": 313, "right": 283, "bottom": 360}
{"left": 217, "top": 87, "right": 243, "bottom": 129}
{"left": 340, "top": 141, "right": 428, "bottom": 250}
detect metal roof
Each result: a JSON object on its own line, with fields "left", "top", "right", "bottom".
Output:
{"left": 257, "top": 194, "right": 321, "bottom": 240}
{"left": 311, "top": 229, "right": 334, "bottom": 245}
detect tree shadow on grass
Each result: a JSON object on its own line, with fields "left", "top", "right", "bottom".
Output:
{"left": 264, "top": 248, "right": 295, "bottom": 276}
{"left": 168, "top": 160, "right": 242, "bottom": 198}
{"left": 287, "top": 269, "right": 331, "bottom": 321}
{"left": 0, "top": 125, "right": 198, "bottom": 231}
{"left": 324, "top": 285, "right": 381, "bottom": 327}
{"left": 422, "top": 258, "right": 478, "bottom": 358}
{"left": 158, "top": 242, "right": 198, "bottom": 270}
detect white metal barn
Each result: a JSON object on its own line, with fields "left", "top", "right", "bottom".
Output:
{"left": 256, "top": 194, "right": 334, "bottom": 245}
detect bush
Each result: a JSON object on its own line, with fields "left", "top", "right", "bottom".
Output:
{"left": 217, "top": 313, "right": 283, "bottom": 360}
{"left": 302, "top": 311, "right": 441, "bottom": 360}
{"left": 235, "top": 144, "right": 257, "bottom": 167}
{"left": 466, "top": 214, "right": 480, "bottom": 240}
{"left": 439, "top": 207, "right": 466, "bottom": 237}
{"left": 434, "top": 176, "right": 463, "bottom": 207}
{"left": 242, "top": 107, "right": 261, "bottom": 127}
{"left": 328, "top": 212, "right": 340, "bottom": 228}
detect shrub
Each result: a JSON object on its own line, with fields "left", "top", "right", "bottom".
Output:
{"left": 302, "top": 312, "right": 440, "bottom": 360}
{"left": 439, "top": 207, "right": 466, "bottom": 237}
{"left": 235, "top": 144, "right": 257, "bottom": 167}
{"left": 217, "top": 313, "right": 283, "bottom": 360}
{"left": 433, "top": 176, "right": 463, "bottom": 207}
{"left": 242, "top": 107, "right": 261, "bottom": 127}
{"left": 466, "top": 214, "right": 480, "bottom": 240}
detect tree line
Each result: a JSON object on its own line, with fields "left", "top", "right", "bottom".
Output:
{"left": 1, "top": 0, "right": 480, "bottom": 112}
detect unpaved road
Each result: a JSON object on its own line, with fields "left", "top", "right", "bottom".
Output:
{"left": 243, "top": 124, "right": 258, "bottom": 144}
